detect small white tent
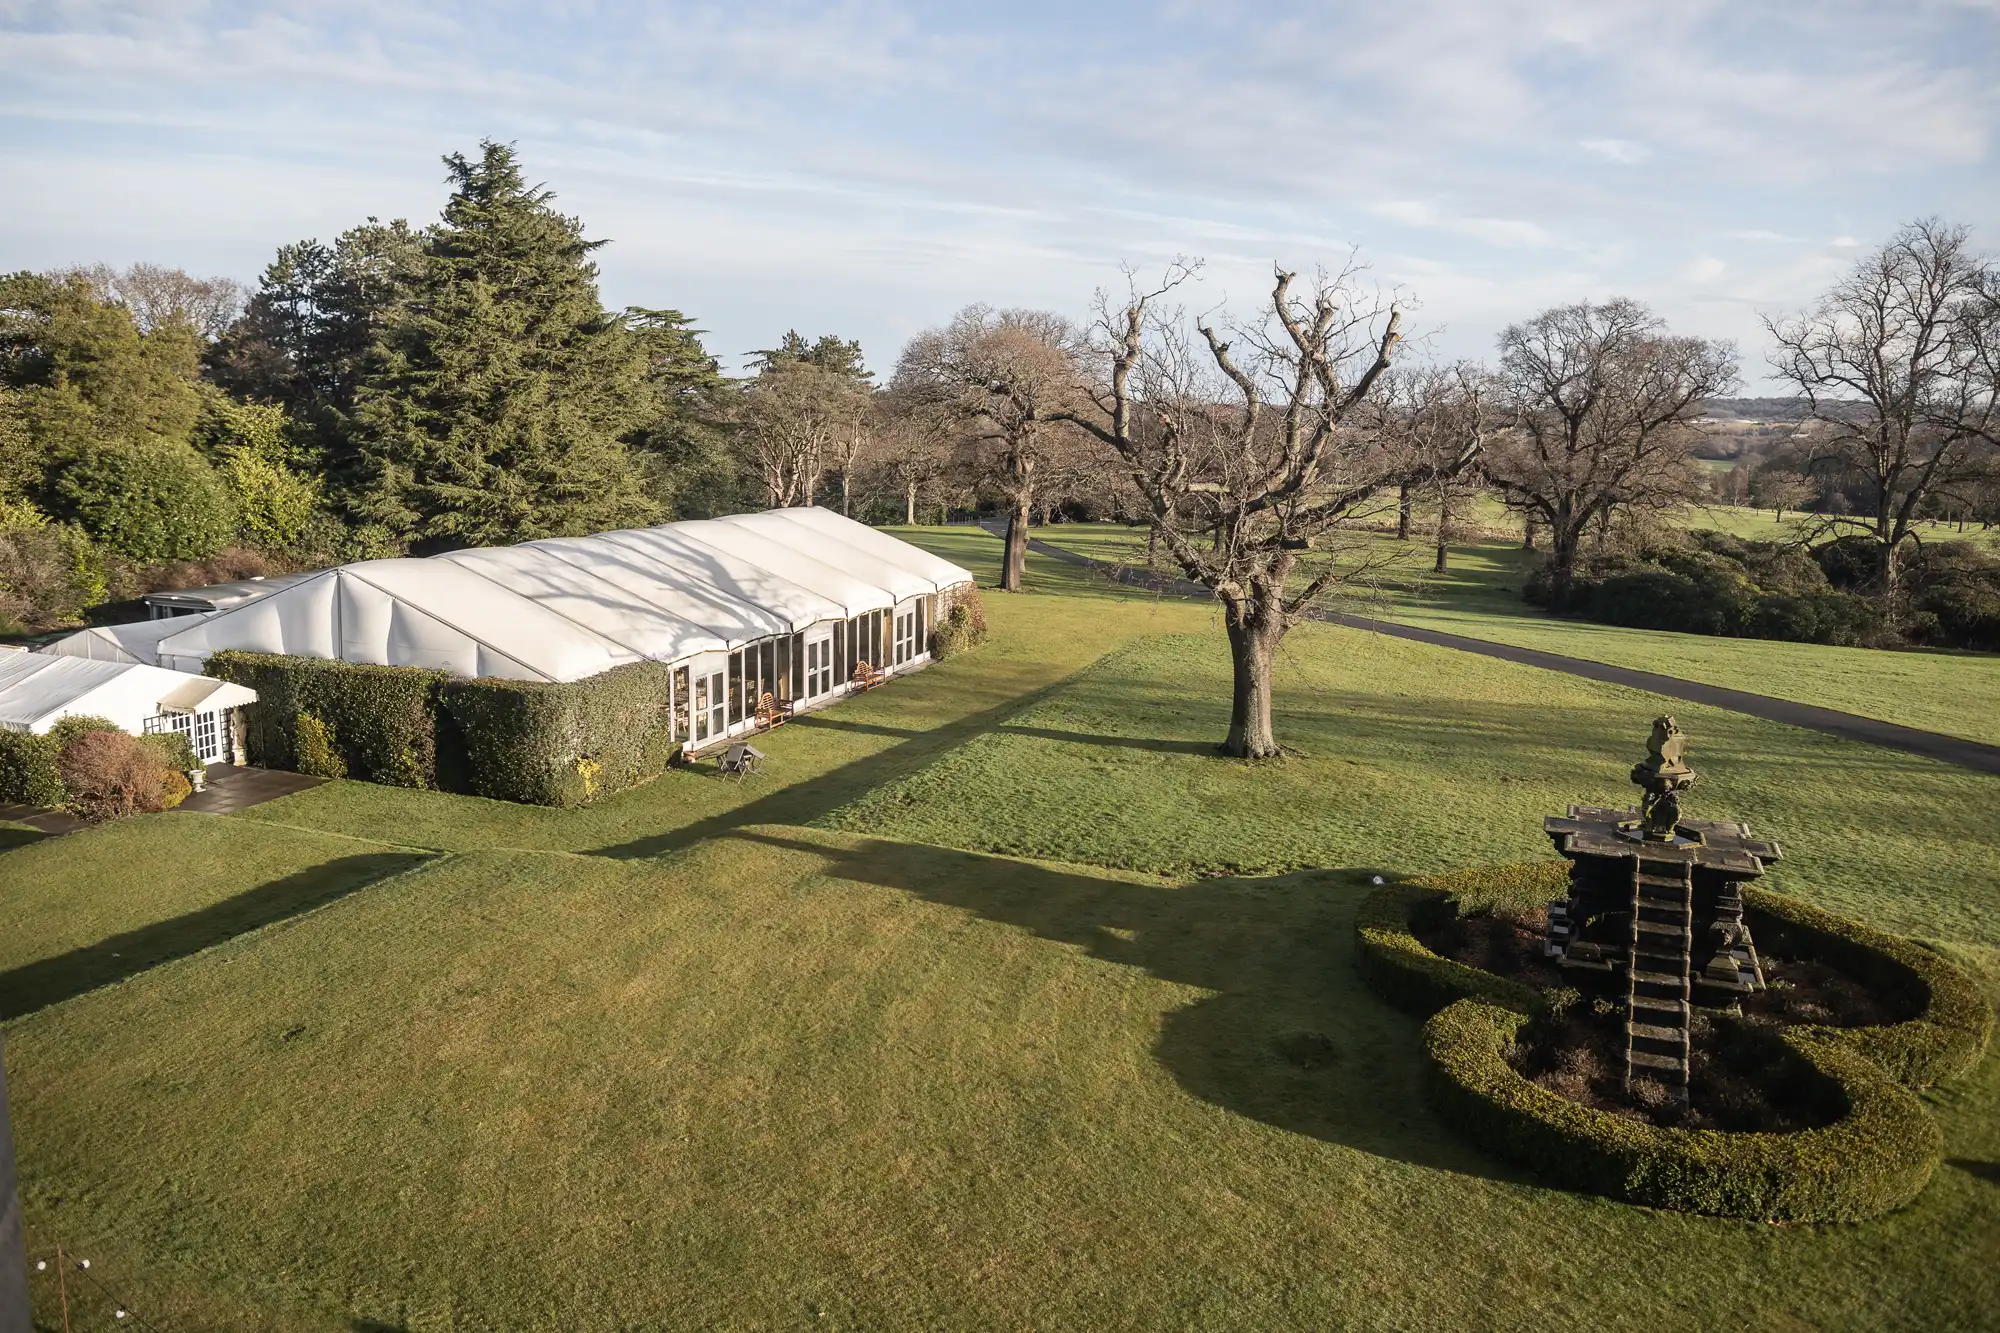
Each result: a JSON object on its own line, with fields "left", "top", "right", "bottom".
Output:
{"left": 0, "top": 653, "right": 255, "bottom": 762}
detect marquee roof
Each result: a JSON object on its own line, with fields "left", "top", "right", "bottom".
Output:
{"left": 0, "top": 653, "right": 255, "bottom": 735}
{"left": 147, "top": 508, "right": 973, "bottom": 683}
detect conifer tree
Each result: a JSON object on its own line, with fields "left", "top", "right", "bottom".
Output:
{"left": 350, "top": 142, "right": 655, "bottom": 550}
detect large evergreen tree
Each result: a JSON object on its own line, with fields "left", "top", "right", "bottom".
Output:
{"left": 207, "top": 218, "right": 423, "bottom": 486}
{"left": 349, "top": 142, "right": 656, "bottom": 550}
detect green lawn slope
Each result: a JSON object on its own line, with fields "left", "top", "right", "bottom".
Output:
{"left": 2, "top": 537, "right": 1994, "bottom": 1331}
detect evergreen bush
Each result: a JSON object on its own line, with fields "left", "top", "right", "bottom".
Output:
{"left": 207, "top": 652, "right": 436, "bottom": 787}
{"left": 435, "top": 660, "right": 679, "bottom": 807}
{"left": 137, "top": 728, "right": 199, "bottom": 775}
{"left": 294, "top": 712, "right": 348, "bottom": 779}
{"left": 0, "top": 729, "right": 63, "bottom": 806}
{"left": 1353, "top": 873, "right": 1555, "bottom": 1018}
{"left": 1422, "top": 999, "right": 1942, "bottom": 1221}
{"left": 929, "top": 585, "right": 990, "bottom": 660}
{"left": 1746, "top": 889, "right": 1994, "bottom": 1089}
{"left": 208, "top": 650, "right": 682, "bottom": 806}
{"left": 54, "top": 442, "right": 237, "bottom": 562}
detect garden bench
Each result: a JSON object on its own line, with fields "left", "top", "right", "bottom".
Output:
{"left": 754, "top": 691, "right": 794, "bottom": 731}
{"left": 850, "top": 660, "right": 884, "bottom": 691}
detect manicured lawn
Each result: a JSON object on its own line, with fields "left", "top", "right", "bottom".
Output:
{"left": 1025, "top": 522, "right": 2000, "bottom": 749}
{"left": 2, "top": 534, "right": 1995, "bottom": 1331}
{"left": 0, "top": 812, "right": 424, "bottom": 1021}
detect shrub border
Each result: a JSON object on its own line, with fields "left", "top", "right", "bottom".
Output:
{"left": 1422, "top": 999, "right": 1942, "bottom": 1222}
{"left": 1746, "top": 888, "right": 1994, "bottom": 1090}
{"left": 1352, "top": 871, "right": 1554, "bottom": 1018}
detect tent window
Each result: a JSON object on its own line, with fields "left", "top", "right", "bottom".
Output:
{"left": 789, "top": 632, "right": 805, "bottom": 699}
{"left": 694, "top": 673, "right": 710, "bottom": 741}
{"left": 871, "top": 611, "right": 884, "bottom": 667}
{"left": 671, "top": 666, "right": 689, "bottom": 741}
{"left": 775, "top": 635, "right": 792, "bottom": 701}
{"left": 845, "top": 617, "right": 861, "bottom": 675}
{"left": 759, "top": 640, "right": 777, "bottom": 706}
{"left": 916, "top": 598, "right": 928, "bottom": 655}
{"left": 728, "top": 650, "right": 744, "bottom": 725}
{"left": 833, "top": 621, "right": 846, "bottom": 683}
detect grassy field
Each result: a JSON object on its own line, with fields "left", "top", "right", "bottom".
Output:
{"left": 1028, "top": 522, "right": 2000, "bottom": 749}
{"left": 2, "top": 530, "right": 1996, "bottom": 1331}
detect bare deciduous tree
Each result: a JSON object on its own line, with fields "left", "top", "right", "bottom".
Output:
{"left": 1485, "top": 298, "right": 1736, "bottom": 602}
{"left": 736, "top": 360, "right": 867, "bottom": 509}
{"left": 67, "top": 263, "right": 246, "bottom": 339}
{"left": 891, "top": 306, "right": 1085, "bottom": 591}
{"left": 1750, "top": 469, "right": 1814, "bottom": 523}
{"left": 1765, "top": 218, "right": 2000, "bottom": 598}
{"left": 871, "top": 388, "right": 960, "bottom": 524}
{"left": 1058, "top": 261, "right": 1412, "bottom": 759}
{"left": 1376, "top": 362, "right": 1495, "bottom": 573}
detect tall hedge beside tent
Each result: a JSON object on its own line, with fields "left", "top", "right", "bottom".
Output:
{"left": 438, "top": 662, "right": 680, "bottom": 806}
{"left": 206, "top": 651, "right": 685, "bottom": 807}
{"left": 208, "top": 652, "right": 440, "bottom": 788}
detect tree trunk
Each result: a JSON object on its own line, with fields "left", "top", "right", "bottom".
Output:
{"left": 1881, "top": 538, "right": 1902, "bottom": 603}
{"left": 1523, "top": 517, "right": 1536, "bottom": 550}
{"left": 1222, "top": 599, "right": 1283, "bottom": 759}
{"left": 1397, "top": 482, "right": 1412, "bottom": 541}
{"left": 906, "top": 482, "right": 917, "bottom": 526}
{"left": 1547, "top": 525, "right": 1582, "bottom": 606}
{"left": 1146, "top": 525, "right": 1159, "bottom": 564}
{"left": 841, "top": 471, "right": 852, "bottom": 517}
{"left": 1434, "top": 495, "right": 1451, "bottom": 573}
{"left": 1001, "top": 494, "right": 1031, "bottom": 592}
{"left": 1000, "top": 454, "right": 1034, "bottom": 593}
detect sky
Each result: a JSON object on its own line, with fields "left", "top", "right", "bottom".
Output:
{"left": 2, "top": 1, "right": 1996, "bottom": 390}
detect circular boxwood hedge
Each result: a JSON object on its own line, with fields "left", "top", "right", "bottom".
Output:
{"left": 1352, "top": 863, "right": 1568, "bottom": 1018}
{"left": 1422, "top": 1000, "right": 1942, "bottom": 1221}
{"left": 1354, "top": 861, "right": 1992, "bottom": 1220}
{"left": 1745, "top": 888, "right": 1993, "bottom": 1090}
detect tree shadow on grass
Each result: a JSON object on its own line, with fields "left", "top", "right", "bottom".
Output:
{"left": 792, "top": 713, "right": 1213, "bottom": 756}
{"left": 1948, "top": 1158, "right": 2000, "bottom": 1185}
{"left": 739, "top": 829, "right": 1520, "bottom": 1183}
{"left": 0, "top": 852, "right": 430, "bottom": 1021}
{"left": 592, "top": 682, "right": 1079, "bottom": 861}
{"left": 0, "top": 824, "right": 49, "bottom": 851}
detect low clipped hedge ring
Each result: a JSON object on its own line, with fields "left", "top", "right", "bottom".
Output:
{"left": 1351, "top": 862, "right": 1987, "bottom": 1221}
{"left": 1423, "top": 1000, "right": 1941, "bottom": 1222}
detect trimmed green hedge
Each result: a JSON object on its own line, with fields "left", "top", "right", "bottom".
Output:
{"left": 1747, "top": 888, "right": 1994, "bottom": 1090}
{"left": 208, "top": 652, "right": 438, "bottom": 788}
{"left": 1422, "top": 1000, "right": 1942, "bottom": 1222}
{"left": 207, "top": 651, "right": 684, "bottom": 807}
{"left": 0, "top": 729, "right": 63, "bottom": 806}
{"left": 1353, "top": 871, "right": 1557, "bottom": 1018}
{"left": 435, "top": 660, "right": 679, "bottom": 807}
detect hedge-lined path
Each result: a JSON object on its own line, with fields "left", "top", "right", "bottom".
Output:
{"left": 988, "top": 523, "right": 2000, "bottom": 778}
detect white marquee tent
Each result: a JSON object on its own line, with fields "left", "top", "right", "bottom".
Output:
{"left": 129, "top": 508, "right": 974, "bottom": 752}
